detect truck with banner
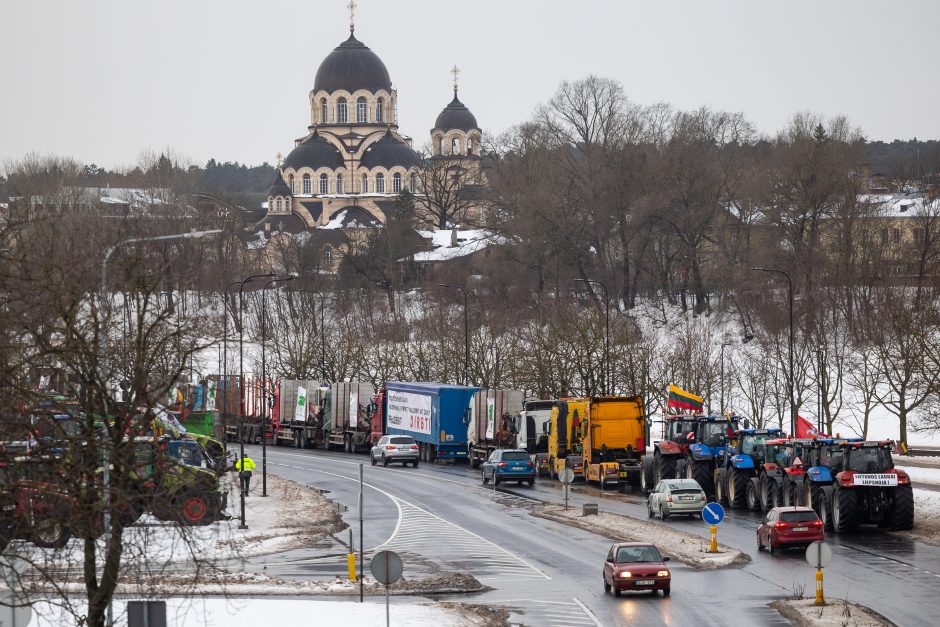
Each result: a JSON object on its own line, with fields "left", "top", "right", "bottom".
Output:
{"left": 372, "top": 382, "right": 479, "bottom": 462}
{"left": 271, "top": 379, "right": 327, "bottom": 448}
{"left": 322, "top": 381, "right": 375, "bottom": 453}
{"left": 467, "top": 388, "right": 524, "bottom": 468}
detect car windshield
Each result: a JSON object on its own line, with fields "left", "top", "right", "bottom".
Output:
{"left": 780, "top": 511, "right": 819, "bottom": 523}
{"left": 390, "top": 437, "right": 415, "bottom": 445}
{"left": 502, "top": 451, "right": 530, "bottom": 461}
{"left": 616, "top": 546, "right": 662, "bottom": 563}
{"left": 847, "top": 447, "right": 892, "bottom": 473}
{"left": 741, "top": 434, "right": 769, "bottom": 457}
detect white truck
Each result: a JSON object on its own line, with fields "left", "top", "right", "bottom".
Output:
{"left": 467, "top": 388, "right": 525, "bottom": 467}
{"left": 274, "top": 379, "right": 328, "bottom": 448}
{"left": 322, "top": 381, "right": 376, "bottom": 453}
{"left": 520, "top": 399, "right": 554, "bottom": 475}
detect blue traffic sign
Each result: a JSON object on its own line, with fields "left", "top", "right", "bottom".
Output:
{"left": 702, "top": 502, "right": 725, "bottom": 525}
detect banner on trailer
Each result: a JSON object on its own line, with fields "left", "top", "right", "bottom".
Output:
{"left": 485, "top": 397, "right": 496, "bottom": 439}
{"left": 387, "top": 390, "right": 433, "bottom": 436}
{"left": 349, "top": 389, "right": 359, "bottom": 428}
{"left": 295, "top": 386, "right": 307, "bottom": 422}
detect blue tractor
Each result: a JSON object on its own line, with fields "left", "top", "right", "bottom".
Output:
{"left": 676, "top": 416, "right": 739, "bottom": 498}
{"left": 714, "top": 428, "right": 783, "bottom": 509}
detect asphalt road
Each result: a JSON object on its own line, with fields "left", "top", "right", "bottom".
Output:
{"left": 239, "top": 444, "right": 937, "bottom": 626}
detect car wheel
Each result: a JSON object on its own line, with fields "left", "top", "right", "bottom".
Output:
{"left": 370, "top": 454, "right": 377, "bottom": 467}
{"left": 494, "top": 476, "right": 501, "bottom": 486}
{"left": 663, "top": 588, "right": 671, "bottom": 597}
{"left": 482, "top": 470, "right": 489, "bottom": 485}
{"left": 527, "top": 479, "right": 534, "bottom": 487}
{"left": 413, "top": 460, "right": 419, "bottom": 468}
{"left": 603, "top": 577, "right": 611, "bottom": 594}
{"left": 382, "top": 454, "right": 389, "bottom": 467}
{"left": 613, "top": 587, "right": 621, "bottom": 597}
{"left": 767, "top": 534, "right": 775, "bottom": 554}
{"left": 660, "top": 504, "right": 668, "bottom": 520}
{"left": 648, "top": 501, "right": 654, "bottom": 518}
{"left": 757, "top": 532, "right": 763, "bottom": 552}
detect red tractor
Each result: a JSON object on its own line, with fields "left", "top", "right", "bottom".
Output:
{"left": 828, "top": 440, "right": 914, "bottom": 532}
{"left": 755, "top": 437, "right": 794, "bottom": 512}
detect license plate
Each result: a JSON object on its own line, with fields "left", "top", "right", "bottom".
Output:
{"left": 679, "top": 496, "right": 694, "bottom": 501}
{"left": 511, "top": 467, "right": 522, "bottom": 471}
{"left": 793, "top": 526, "right": 808, "bottom": 532}
{"left": 636, "top": 579, "right": 655, "bottom": 585}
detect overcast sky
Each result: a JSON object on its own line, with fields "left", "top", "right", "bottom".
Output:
{"left": 2, "top": 0, "right": 938, "bottom": 171}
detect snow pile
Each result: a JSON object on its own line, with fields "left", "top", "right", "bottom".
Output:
{"left": 532, "top": 504, "right": 748, "bottom": 568}
{"left": 895, "top": 464, "right": 940, "bottom": 484}
{"left": 897, "top": 488, "right": 940, "bottom": 546}
{"left": 771, "top": 599, "right": 891, "bottom": 627}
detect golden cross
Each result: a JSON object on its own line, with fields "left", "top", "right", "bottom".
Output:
{"left": 451, "top": 65, "right": 460, "bottom": 93}
{"left": 347, "top": 0, "right": 357, "bottom": 32}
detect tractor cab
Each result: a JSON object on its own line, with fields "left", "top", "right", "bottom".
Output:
{"left": 734, "top": 428, "right": 781, "bottom": 464}
{"left": 839, "top": 440, "right": 896, "bottom": 474}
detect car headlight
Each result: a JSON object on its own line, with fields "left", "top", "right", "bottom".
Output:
{"left": 657, "top": 570, "right": 670, "bottom": 577}
{"left": 618, "top": 571, "right": 632, "bottom": 578}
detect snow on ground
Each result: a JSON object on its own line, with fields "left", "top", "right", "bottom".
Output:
{"left": 895, "top": 464, "right": 940, "bottom": 484}
{"left": 532, "top": 504, "right": 748, "bottom": 568}
{"left": 29, "top": 598, "right": 485, "bottom": 627}
{"left": 897, "top": 455, "right": 940, "bottom": 468}
{"left": 897, "top": 488, "right": 940, "bottom": 546}
{"left": 771, "top": 599, "right": 890, "bottom": 627}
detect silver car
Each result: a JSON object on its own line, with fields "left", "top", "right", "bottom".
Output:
{"left": 647, "top": 478, "right": 706, "bottom": 520}
{"left": 370, "top": 435, "right": 420, "bottom": 467}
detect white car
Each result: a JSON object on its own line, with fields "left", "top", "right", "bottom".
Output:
{"left": 647, "top": 478, "right": 707, "bottom": 520}
{"left": 370, "top": 435, "right": 419, "bottom": 467}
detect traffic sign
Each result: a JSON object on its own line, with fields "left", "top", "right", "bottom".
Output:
{"left": 701, "top": 502, "right": 725, "bottom": 525}
{"left": 805, "top": 541, "right": 832, "bottom": 568}
{"left": 559, "top": 468, "right": 575, "bottom": 484}
{"left": 370, "top": 550, "right": 403, "bottom": 585}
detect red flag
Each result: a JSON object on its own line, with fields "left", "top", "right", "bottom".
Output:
{"left": 796, "top": 415, "right": 828, "bottom": 439}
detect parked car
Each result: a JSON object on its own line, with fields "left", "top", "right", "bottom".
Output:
{"left": 603, "top": 542, "right": 672, "bottom": 597}
{"left": 757, "top": 506, "right": 824, "bottom": 553}
{"left": 647, "top": 478, "right": 707, "bottom": 520}
{"left": 370, "top": 435, "right": 420, "bottom": 467}
{"left": 481, "top": 449, "right": 535, "bottom": 486}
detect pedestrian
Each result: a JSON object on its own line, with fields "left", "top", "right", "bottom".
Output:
{"left": 236, "top": 454, "right": 257, "bottom": 496}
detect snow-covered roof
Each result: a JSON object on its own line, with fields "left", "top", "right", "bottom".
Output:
{"left": 411, "top": 229, "right": 504, "bottom": 263}
{"left": 861, "top": 192, "right": 929, "bottom": 217}
{"left": 80, "top": 186, "right": 169, "bottom": 206}
{"left": 319, "top": 207, "right": 382, "bottom": 230}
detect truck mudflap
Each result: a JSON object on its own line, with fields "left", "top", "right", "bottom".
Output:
{"left": 435, "top": 444, "right": 469, "bottom": 461}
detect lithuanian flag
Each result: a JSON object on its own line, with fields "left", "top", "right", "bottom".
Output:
{"left": 667, "top": 384, "right": 704, "bottom": 415}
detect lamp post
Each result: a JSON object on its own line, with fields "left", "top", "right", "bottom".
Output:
{"left": 237, "top": 273, "right": 276, "bottom": 529}
{"left": 816, "top": 348, "right": 824, "bottom": 436}
{"left": 437, "top": 284, "right": 469, "bottom": 385}
{"left": 260, "top": 275, "right": 294, "bottom": 497}
{"left": 222, "top": 279, "right": 247, "bottom": 458}
{"left": 751, "top": 267, "right": 795, "bottom": 436}
{"left": 719, "top": 341, "right": 733, "bottom": 413}
{"left": 575, "top": 279, "right": 610, "bottom": 395}
{"left": 99, "top": 228, "right": 221, "bottom": 627}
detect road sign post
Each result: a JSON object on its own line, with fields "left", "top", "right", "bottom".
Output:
{"left": 371, "top": 550, "right": 403, "bottom": 627}
{"left": 805, "top": 541, "right": 832, "bottom": 606}
{"left": 559, "top": 468, "right": 574, "bottom": 511}
{"left": 701, "top": 502, "right": 725, "bottom": 553}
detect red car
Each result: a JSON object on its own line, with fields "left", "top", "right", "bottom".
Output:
{"left": 603, "top": 542, "right": 672, "bottom": 597}
{"left": 757, "top": 506, "right": 824, "bottom": 553}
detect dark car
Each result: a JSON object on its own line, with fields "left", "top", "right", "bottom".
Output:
{"left": 481, "top": 449, "right": 535, "bottom": 486}
{"left": 603, "top": 542, "right": 672, "bottom": 596}
{"left": 757, "top": 506, "right": 824, "bottom": 553}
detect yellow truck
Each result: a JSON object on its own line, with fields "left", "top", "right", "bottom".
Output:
{"left": 581, "top": 395, "right": 645, "bottom": 489}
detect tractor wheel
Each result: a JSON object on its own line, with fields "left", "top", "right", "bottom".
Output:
{"left": 891, "top": 484, "right": 914, "bottom": 530}
{"left": 832, "top": 485, "right": 858, "bottom": 533}
{"left": 690, "top": 460, "right": 714, "bottom": 496}
{"left": 786, "top": 481, "right": 801, "bottom": 507}
{"left": 32, "top": 519, "right": 71, "bottom": 549}
{"left": 746, "top": 479, "right": 760, "bottom": 511}
{"left": 655, "top": 455, "right": 677, "bottom": 484}
{"left": 714, "top": 468, "right": 727, "bottom": 505}
{"left": 728, "top": 469, "right": 749, "bottom": 509}
{"left": 641, "top": 456, "right": 655, "bottom": 493}
{"left": 677, "top": 458, "right": 688, "bottom": 480}
{"left": 176, "top": 491, "right": 218, "bottom": 526}
{"left": 812, "top": 486, "right": 831, "bottom": 530}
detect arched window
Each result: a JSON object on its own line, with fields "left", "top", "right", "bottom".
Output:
{"left": 375, "top": 173, "right": 385, "bottom": 193}
{"left": 357, "top": 97, "right": 366, "bottom": 123}
{"left": 275, "top": 197, "right": 282, "bottom": 211}
{"left": 467, "top": 138, "right": 474, "bottom": 155}
{"left": 323, "top": 246, "right": 333, "bottom": 268}
{"left": 452, "top": 137, "right": 460, "bottom": 155}
{"left": 361, "top": 173, "right": 368, "bottom": 193}
{"left": 337, "top": 97, "right": 347, "bottom": 123}
{"left": 409, "top": 173, "right": 417, "bottom": 193}
{"left": 336, "top": 173, "right": 344, "bottom": 194}
{"left": 320, "top": 98, "right": 328, "bottom": 124}
{"left": 439, "top": 138, "right": 445, "bottom": 155}
{"left": 288, "top": 174, "right": 295, "bottom": 194}
{"left": 392, "top": 172, "right": 402, "bottom": 193}
{"left": 319, "top": 173, "right": 329, "bottom": 194}
{"left": 376, "top": 98, "right": 384, "bottom": 123}
{"left": 302, "top": 173, "right": 311, "bottom": 194}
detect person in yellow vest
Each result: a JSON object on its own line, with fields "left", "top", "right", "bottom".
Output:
{"left": 235, "top": 454, "right": 257, "bottom": 496}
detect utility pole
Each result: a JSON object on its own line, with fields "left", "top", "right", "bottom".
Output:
{"left": 260, "top": 275, "right": 293, "bottom": 497}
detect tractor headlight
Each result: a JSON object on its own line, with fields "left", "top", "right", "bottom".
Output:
{"left": 618, "top": 571, "right": 632, "bottom": 578}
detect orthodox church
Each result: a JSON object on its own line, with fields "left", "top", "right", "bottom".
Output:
{"left": 258, "top": 3, "right": 483, "bottom": 242}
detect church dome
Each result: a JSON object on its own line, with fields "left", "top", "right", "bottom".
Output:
{"left": 360, "top": 132, "right": 421, "bottom": 169}
{"left": 434, "top": 93, "right": 479, "bottom": 132}
{"left": 314, "top": 33, "right": 392, "bottom": 93}
{"left": 266, "top": 171, "right": 291, "bottom": 197}
{"left": 283, "top": 132, "right": 345, "bottom": 171}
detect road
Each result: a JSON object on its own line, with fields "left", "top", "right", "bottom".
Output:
{"left": 238, "top": 445, "right": 937, "bottom": 626}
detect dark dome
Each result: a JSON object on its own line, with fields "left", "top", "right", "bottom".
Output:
{"left": 266, "top": 172, "right": 291, "bottom": 197}
{"left": 314, "top": 33, "right": 392, "bottom": 93}
{"left": 283, "top": 132, "right": 345, "bottom": 171}
{"left": 360, "top": 132, "right": 421, "bottom": 169}
{"left": 434, "top": 93, "right": 479, "bottom": 132}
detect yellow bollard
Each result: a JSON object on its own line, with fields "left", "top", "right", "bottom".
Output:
{"left": 348, "top": 551, "right": 357, "bottom": 582}
{"left": 814, "top": 568, "right": 825, "bottom": 605}
{"left": 709, "top": 524, "right": 718, "bottom": 553}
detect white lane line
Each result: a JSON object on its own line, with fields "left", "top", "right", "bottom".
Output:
{"left": 572, "top": 597, "right": 604, "bottom": 627}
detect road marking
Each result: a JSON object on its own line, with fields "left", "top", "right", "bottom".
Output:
{"left": 572, "top": 597, "right": 604, "bottom": 627}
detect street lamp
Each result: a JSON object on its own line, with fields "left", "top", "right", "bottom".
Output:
{"left": 437, "top": 284, "right": 469, "bottom": 385}
{"left": 751, "top": 267, "right": 795, "bottom": 436}
{"left": 575, "top": 279, "right": 610, "bottom": 396}
{"left": 816, "top": 347, "right": 825, "bottom": 436}
{"left": 222, "top": 279, "right": 248, "bottom": 458}
{"left": 237, "top": 273, "right": 276, "bottom": 529}
{"left": 98, "top": 228, "right": 221, "bottom": 627}
{"left": 260, "top": 275, "right": 294, "bottom": 497}
{"left": 719, "top": 341, "right": 733, "bottom": 413}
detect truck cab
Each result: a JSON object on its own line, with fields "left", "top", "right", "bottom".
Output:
{"left": 547, "top": 400, "right": 586, "bottom": 480}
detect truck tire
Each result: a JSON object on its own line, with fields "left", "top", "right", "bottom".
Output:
{"left": 641, "top": 456, "right": 655, "bottom": 493}
{"left": 428, "top": 445, "right": 437, "bottom": 462}
{"left": 811, "top": 485, "right": 831, "bottom": 529}
{"left": 832, "top": 485, "right": 858, "bottom": 533}
{"left": 728, "top": 469, "right": 748, "bottom": 509}
{"left": 714, "top": 468, "right": 727, "bottom": 505}
{"left": 690, "top": 460, "right": 714, "bottom": 496}
{"left": 891, "top": 484, "right": 914, "bottom": 530}
{"left": 344, "top": 434, "right": 352, "bottom": 454}
{"left": 746, "top": 478, "right": 760, "bottom": 511}
{"left": 654, "top": 455, "right": 676, "bottom": 484}
{"left": 32, "top": 519, "right": 71, "bottom": 549}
